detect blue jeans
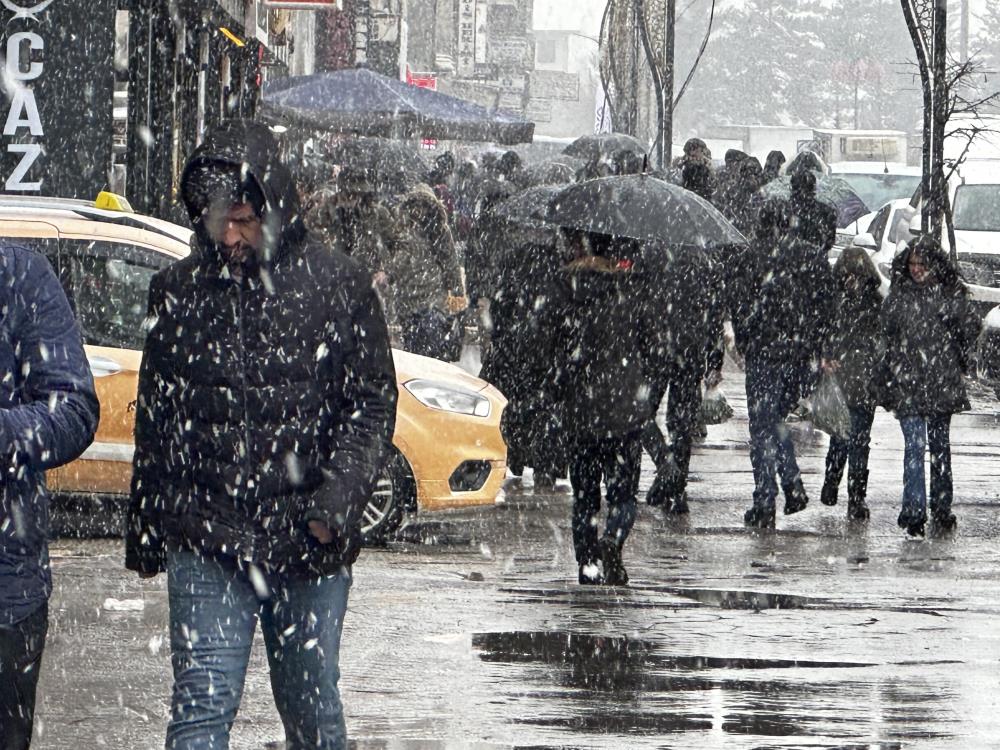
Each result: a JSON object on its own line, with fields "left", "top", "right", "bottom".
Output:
{"left": 165, "top": 548, "right": 352, "bottom": 750}
{"left": 899, "top": 414, "right": 953, "bottom": 520}
{"left": 746, "top": 358, "right": 805, "bottom": 509}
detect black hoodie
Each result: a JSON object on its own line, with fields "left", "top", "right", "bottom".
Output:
{"left": 126, "top": 120, "right": 398, "bottom": 577}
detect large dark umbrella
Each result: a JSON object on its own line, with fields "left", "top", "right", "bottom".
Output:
{"left": 262, "top": 68, "right": 534, "bottom": 144}
{"left": 521, "top": 155, "right": 582, "bottom": 187}
{"left": 547, "top": 175, "right": 745, "bottom": 247}
{"left": 563, "top": 133, "right": 646, "bottom": 162}
{"left": 759, "top": 172, "right": 869, "bottom": 227}
{"left": 496, "top": 185, "right": 562, "bottom": 229}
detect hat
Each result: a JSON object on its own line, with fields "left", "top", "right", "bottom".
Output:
{"left": 183, "top": 160, "right": 266, "bottom": 220}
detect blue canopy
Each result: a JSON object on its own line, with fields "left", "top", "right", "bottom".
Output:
{"left": 262, "top": 68, "right": 534, "bottom": 145}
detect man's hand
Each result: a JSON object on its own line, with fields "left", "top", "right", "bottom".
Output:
{"left": 704, "top": 368, "right": 724, "bottom": 389}
{"left": 821, "top": 358, "right": 840, "bottom": 374}
{"left": 445, "top": 294, "right": 468, "bottom": 314}
{"left": 373, "top": 271, "right": 389, "bottom": 287}
{"left": 308, "top": 519, "right": 335, "bottom": 545}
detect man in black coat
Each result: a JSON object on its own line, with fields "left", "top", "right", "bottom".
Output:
{"left": 126, "top": 120, "right": 397, "bottom": 748}
{"left": 641, "top": 244, "right": 724, "bottom": 514}
{"left": 737, "top": 199, "right": 837, "bottom": 528}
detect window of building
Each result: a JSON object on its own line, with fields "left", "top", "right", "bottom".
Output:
{"left": 536, "top": 39, "right": 557, "bottom": 65}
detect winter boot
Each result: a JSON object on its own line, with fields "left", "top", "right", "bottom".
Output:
{"left": 820, "top": 479, "right": 839, "bottom": 507}
{"left": 578, "top": 559, "right": 604, "bottom": 585}
{"left": 666, "top": 492, "right": 690, "bottom": 515}
{"left": 846, "top": 470, "right": 870, "bottom": 521}
{"left": 782, "top": 478, "right": 809, "bottom": 515}
{"left": 897, "top": 508, "right": 926, "bottom": 538}
{"left": 930, "top": 488, "right": 957, "bottom": 533}
{"left": 599, "top": 538, "right": 629, "bottom": 586}
{"left": 744, "top": 503, "right": 776, "bottom": 530}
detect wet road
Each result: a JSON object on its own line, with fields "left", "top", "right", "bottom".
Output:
{"left": 33, "top": 369, "right": 1000, "bottom": 749}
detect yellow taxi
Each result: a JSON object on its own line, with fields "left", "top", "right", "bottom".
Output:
{"left": 0, "top": 193, "right": 507, "bottom": 541}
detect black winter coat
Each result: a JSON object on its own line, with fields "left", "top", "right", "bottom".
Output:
{"left": 126, "top": 121, "right": 398, "bottom": 578}
{"left": 553, "top": 256, "right": 657, "bottom": 440}
{"left": 880, "top": 245, "right": 982, "bottom": 417}
{"left": 741, "top": 234, "right": 837, "bottom": 389}
{"left": 826, "top": 247, "right": 884, "bottom": 409}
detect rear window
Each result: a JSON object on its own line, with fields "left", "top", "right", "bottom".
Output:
{"left": 837, "top": 173, "right": 921, "bottom": 212}
{"left": 953, "top": 184, "right": 1000, "bottom": 232}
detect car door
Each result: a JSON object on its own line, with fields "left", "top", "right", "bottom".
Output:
{"left": 45, "top": 236, "right": 174, "bottom": 494}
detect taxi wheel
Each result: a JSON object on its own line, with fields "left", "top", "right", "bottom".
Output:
{"left": 361, "top": 451, "right": 414, "bottom": 545}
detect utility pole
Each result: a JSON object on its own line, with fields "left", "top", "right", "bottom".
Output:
{"left": 929, "top": 0, "right": 947, "bottom": 237}
{"left": 960, "top": 0, "right": 969, "bottom": 63}
{"left": 662, "top": 0, "right": 675, "bottom": 167}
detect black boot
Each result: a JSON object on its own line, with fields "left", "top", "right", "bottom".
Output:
{"left": 820, "top": 477, "right": 840, "bottom": 507}
{"left": 897, "top": 508, "right": 926, "bottom": 538}
{"left": 846, "top": 470, "right": 870, "bottom": 521}
{"left": 931, "top": 487, "right": 957, "bottom": 533}
{"left": 782, "top": 478, "right": 809, "bottom": 515}
{"left": 667, "top": 492, "right": 690, "bottom": 515}
{"left": 744, "top": 503, "right": 776, "bottom": 529}
{"left": 599, "top": 538, "right": 629, "bottom": 586}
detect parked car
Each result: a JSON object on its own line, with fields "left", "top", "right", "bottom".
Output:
{"left": 829, "top": 162, "right": 922, "bottom": 215}
{"left": 0, "top": 193, "right": 507, "bottom": 541}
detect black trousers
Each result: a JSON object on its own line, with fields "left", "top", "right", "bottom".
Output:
{"left": 0, "top": 603, "right": 47, "bottom": 750}
{"left": 643, "top": 366, "right": 703, "bottom": 501}
{"left": 824, "top": 404, "right": 876, "bottom": 485}
{"left": 570, "top": 434, "right": 642, "bottom": 565}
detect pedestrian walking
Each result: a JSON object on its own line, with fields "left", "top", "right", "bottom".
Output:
{"left": 553, "top": 231, "right": 657, "bottom": 585}
{"left": 0, "top": 244, "right": 99, "bottom": 750}
{"left": 642, "top": 243, "right": 724, "bottom": 514}
{"left": 879, "top": 235, "right": 982, "bottom": 536}
{"left": 738, "top": 199, "right": 837, "bottom": 528}
{"left": 480, "top": 219, "right": 567, "bottom": 487}
{"left": 126, "top": 120, "right": 398, "bottom": 749}
{"left": 331, "top": 166, "right": 397, "bottom": 278}
{"left": 391, "top": 184, "right": 468, "bottom": 360}
{"left": 819, "top": 245, "right": 884, "bottom": 520}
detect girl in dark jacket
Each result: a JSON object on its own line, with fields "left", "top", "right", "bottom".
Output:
{"left": 820, "top": 246, "right": 884, "bottom": 519}
{"left": 881, "top": 235, "right": 982, "bottom": 536}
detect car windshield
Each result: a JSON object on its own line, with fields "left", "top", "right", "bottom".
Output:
{"left": 836, "top": 173, "right": 921, "bottom": 211}
{"left": 953, "top": 184, "right": 1000, "bottom": 232}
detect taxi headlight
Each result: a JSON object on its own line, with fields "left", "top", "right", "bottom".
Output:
{"left": 404, "top": 379, "right": 491, "bottom": 417}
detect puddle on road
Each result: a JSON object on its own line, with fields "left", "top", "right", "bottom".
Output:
{"left": 659, "top": 586, "right": 829, "bottom": 610}
{"left": 472, "top": 630, "right": 951, "bottom": 743}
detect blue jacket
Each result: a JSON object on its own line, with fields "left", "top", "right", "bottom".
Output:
{"left": 0, "top": 244, "right": 99, "bottom": 624}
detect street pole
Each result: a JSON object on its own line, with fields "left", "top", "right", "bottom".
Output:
{"left": 930, "top": 0, "right": 947, "bottom": 240}
{"left": 960, "top": 0, "right": 969, "bottom": 64}
{"left": 662, "top": 0, "right": 675, "bottom": 168}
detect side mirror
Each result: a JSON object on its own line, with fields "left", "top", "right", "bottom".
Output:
{"left": 852, "top": 232, "right": 877, "bottom": 250}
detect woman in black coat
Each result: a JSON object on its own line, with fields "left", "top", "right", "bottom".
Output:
{"left": 820, "top": 246, "right": 884, "bottom": 519}
{"left": 880, "top": 235, "right": 982, "bottom": 536}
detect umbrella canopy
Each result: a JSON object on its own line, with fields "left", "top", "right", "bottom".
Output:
{"left": 262, "top": 68, "right": 534, "bottom": 145}
{"left": 547, "top": 175, "right": 745, "bottom": 247}
{"left": 759, "top": 173, "right": 869, "bottom": 227}
{"left": 496, "top": 185, "right": 562, "bottom": 229}
{"left": 563, "top": 132, "right": 646, "bottom": 162}
{"left": 521, "top": 155, "right": 582, "bottom": 187}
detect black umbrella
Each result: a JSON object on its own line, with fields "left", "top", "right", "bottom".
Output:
{"left": 759, "top": 172, "right": 869, "bottom": 227}
{"left": 563, "top": 133, "right": 647, "bottom": 162}
{"left": 521, "top": 155, "right": 582, "bottom": 187}
{"left": 547, "top": 175, "right": 745, "bottom": 247}
{"left": 262, "top": 68, "right": 534, "bottom": 144}
{"left": 496, "top": 185, "right": 562, "bottom": 229}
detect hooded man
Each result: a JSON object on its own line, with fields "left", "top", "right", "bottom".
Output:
{"left": 126, "top": 120, "right": 398, "bottom": 748}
